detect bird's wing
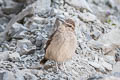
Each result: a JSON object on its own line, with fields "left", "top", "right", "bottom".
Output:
{"left": 44, "top": 18, "right": 60, "bottom": 52}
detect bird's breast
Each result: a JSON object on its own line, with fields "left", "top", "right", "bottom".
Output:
{"left": 45, "top": 30, "right": 77, "bottom": 62}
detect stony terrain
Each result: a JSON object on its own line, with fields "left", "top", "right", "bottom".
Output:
{"left": 0, "top": 0, "right": 120, "bottom": 80}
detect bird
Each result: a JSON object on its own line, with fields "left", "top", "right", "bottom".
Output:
{"left": 40, "top": 18, "right": 77, "bottom": 71}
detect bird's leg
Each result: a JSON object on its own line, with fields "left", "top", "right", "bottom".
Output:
{"left": 57, "top": 62, "right": 67, "bottom": 72}
{"left": 56, "top": 62, "right": 59, "bottom": 72}
{"left": 62, "top": 62, "right": 67, "bottom": 72}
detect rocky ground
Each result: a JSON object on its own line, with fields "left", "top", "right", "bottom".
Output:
{"left": 0, "top": 0, "right": 120, "bottom": 80}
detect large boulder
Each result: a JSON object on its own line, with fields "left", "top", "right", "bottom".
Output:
{"left": 0, "top": 51, "right": 11, "bottom": 61}
{"left": 16, "top": 39, "right": 36, "bottom": 56}
{"left": 33, "top": 0, "right": 51, "bottom": 14}
{"left": 98, "top": 29, "right": 120, "bottom": 56}
{"left": 0, "top": 71, "right": 15, "bottom": 80}
{"left": 1, "top": 0, "right": 24, "bottom": 15}
{"left": 98, "top": 29, "right": 120, "bottom": 46}
{"left": 8, "top": 22, "right": 28, "bottom": 39}
{"left": 65, "top": 0, "right": 92, "bottom": 12}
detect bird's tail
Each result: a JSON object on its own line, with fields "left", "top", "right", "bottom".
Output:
{"left": 40, "top": 58, "right": 48, "bottom": 65}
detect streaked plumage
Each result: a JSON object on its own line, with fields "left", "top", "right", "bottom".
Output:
{"left": 40, "top": 18, "right": 77, "bottom": 66}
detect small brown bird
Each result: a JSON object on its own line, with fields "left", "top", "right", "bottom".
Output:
{"left": 40, "top": 18, "right": 77, "bottom": 70}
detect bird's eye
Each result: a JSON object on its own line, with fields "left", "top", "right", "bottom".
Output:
{"left": 68, "top": 25, "right": 72, "bottom": 27}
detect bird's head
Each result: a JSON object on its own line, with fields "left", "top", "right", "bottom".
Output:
{"left": 55, "top": 18, "right": 75, "bottom": 30}
{"left": 64, "top": 19, "right": 75, "bottom": 30}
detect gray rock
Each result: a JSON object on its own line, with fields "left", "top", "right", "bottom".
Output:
{"left": 78, "top": 12, "right": 97, "bottom": 22}
{"left": 99, "top": 58, "right": 113, "bottom": 71}
{"left": 112, "top": 72, "right": 120, "bottom": 77}
{"left": 8, "top": 52, "right": 21, "bottom": 61}
{"left": 0, "top": 51, "right": 11, "bottom": 61}
{"left": 16, "top": 39, "right": 36, "bottom": 56}
{"left": 87, "top": 75, "right": 103, "bottom": 80}
{"left": 1, "top": 0, "right": 24, "bottom": 15}
{"left": 38, "top": 8, "right": 52, "bottom": 18}
{"left": 65, "top": 0, "right": 93, "bottom": 12}
{"left": 104, "top": 55, "right": 115, "bottom": 65}
{"left": 98, "top": 28, "right": 120, "bottom": 46}
{"left": 115, "top": 49, "right": 120, "bottom": 61}
{"left": 25, "top": 22, "right": 39, "bottom": 32}
{"left": 52, "top": 0, "right": 64, "bottom": 5}
{"left": 88, "top": 40, "right": 103, "bottom": 49}
{"left": 0, "top": 34, "right": 4, "bottom": 44}
{"left": 16, "top": 69, "right": 38, "bottom": 80}
{"left": 87, "top": 75, "right": 120, "bottom": 80}
{"left": 33, "top": 0, "right": 51, "bottom": 14}
{"left": 106, "top": 0, "right": 116, "bottom": 8}
{"left": 52, "top": 0, "right": 64, "bottom": 9}
{"left": 98, "top": 29, "right": 120, "bottom": 56}
{"left": 0, "top": 24, "right": 5, "bottom": 32}
{"left": 102, "top": 44, "right": 117, "bottom": 56}
{"left": 12, "top": 0, "right": 27, "bottom": 3}
{"left": 102, "top": 76, "right": 120, "bottom": 80}
{"left": 0, "top": 47, "right": 2, "bottom": 52}
{"left": 30, "top": 69, "right": 43, "bottom": 77}
{"left": 14, "top": 70, "right": 25, "bottom": 80}
{"left": 88, "top": 61, "right": 101, "bottom": 69}
{"left": 88, "top": 61, "right": 106, "bottom": 73}
{"left": 24, "top": 72, "right": 38, "bottom": 80}
{"left": 112, "top": 62, "right": 120, "bottom": 73}
{"left": 0, "top": 0, "right": 3, "bottom": 6}
{"left": 33, "top": 17, "right": 48, "bottom": 24}
{"left": 1, "top": 43, "right": 10, "bottom": 50}
{"left": 13, "top": 0, "right": 36, "bottom": 5}
{"left": 0, "top": 71, "right": 15, "bottom": 80}
{"left": 0, "top": 17, "right": 9, "bottom": 25}
{"left": 14, "top": 31, "right": 27, "bottom": 39}
{"left": 8, "top": 22, "right": 28, "bottom": 39}
{"left": 50, "top": 8, "right": 58, "bottom": 17}
{"left": 102, "top": 61, "right": 112, "bottom": 71}
{"left": 36, "top": 34, "right": 46, "bottom": 50}
{"left": 90, "top": 31, "right": 100, "bottom": 40}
